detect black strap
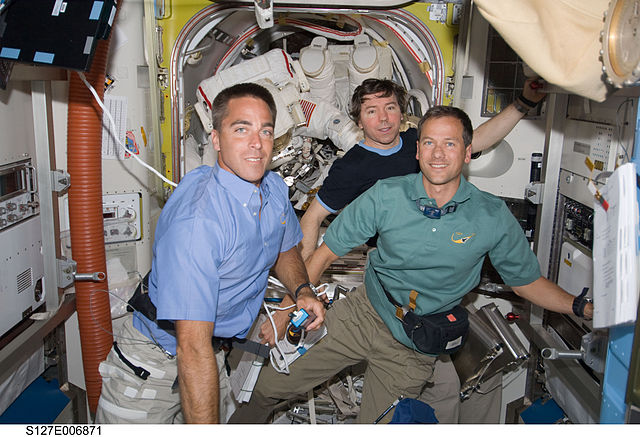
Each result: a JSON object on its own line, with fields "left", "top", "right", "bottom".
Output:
{"left": 294, "top": 282, "right": 313, "bottom": 298}
{"left": 113, "top": 341, "right": 151, "bottom": 380}
{"left": 381, "top": 285, "right": 402, "bottom": 308}
{"left": 230, "top": 338, "right": 270, "bottom": 359}
{"left": 572, "top": 287, "right": 590, "bottom": 318}
{"left": 416, "top": 200, "right": 458, "bottom": 219}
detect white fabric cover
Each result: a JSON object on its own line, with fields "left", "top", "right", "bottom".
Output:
{"left": 474, "top": 0, "right": 610, "bottom": 102}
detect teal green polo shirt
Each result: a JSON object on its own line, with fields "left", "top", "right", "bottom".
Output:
{"left": 323, "top": 173, "right": 541, "bottom": 352}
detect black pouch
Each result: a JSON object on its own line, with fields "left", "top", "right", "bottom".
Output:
{"left": 126, "top": 271, "right": 154, "bottom": 318}
{"left": 400, "top": 305, "right": 469, "bottom": 355}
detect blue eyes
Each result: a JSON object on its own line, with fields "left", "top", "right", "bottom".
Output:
{"left": 421, "top": 141, "right": 455, "bottom": 147}
{"left": 233, "top": 127, "right": 273, "bottom": 137}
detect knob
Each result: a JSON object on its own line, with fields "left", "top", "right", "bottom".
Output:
{"left": 6, "top": 202, "right": 17, "bottom": 211}
{"left": 506, "top": 312, "right": 520, "bottom": 322}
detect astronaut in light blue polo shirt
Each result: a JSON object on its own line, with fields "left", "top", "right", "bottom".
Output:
{"left": 96, "top": 83, "right": 325, "bottom": 424}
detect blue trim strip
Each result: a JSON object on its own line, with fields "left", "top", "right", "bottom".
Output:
{"left": 89, "top": 1, "right": 104, "bottom": 20}
{"left": 0, "top": 47, "right": 20, "bottom": 59}
{"left": 358, "top": 137, "right": 403, "bottom": 156}
{"left": 315, "top": 195, "right": 337, "bottom": 214}
{"left": 33, "top": 52, "right": 55, "bottom": 64}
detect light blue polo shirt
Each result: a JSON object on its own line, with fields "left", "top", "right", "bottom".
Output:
{"left": 133, "top": 165, "right": 303, "bottom": 355}
{"left": 323, "top": 173, "right": 540, "bottom": 351}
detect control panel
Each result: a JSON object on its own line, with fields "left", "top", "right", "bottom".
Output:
{"left": 0, "top": 159, "right": 39, "bottom": 232}
{"left": 561, "top": 119, "right": 616, "bottom": 180}
{"left": 102, "top": 192, "right": 142, "bottom": 244}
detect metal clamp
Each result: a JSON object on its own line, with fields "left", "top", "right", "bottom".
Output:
{"left": 540, "top": 331, "right": 607, "bottom": 373}
{"left": 74, "top": 272, "right": 106, "bottom": 282}
{"left": 57, "top": 257, "right": 106, "bottom": 288}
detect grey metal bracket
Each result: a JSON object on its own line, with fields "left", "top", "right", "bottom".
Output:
{"left": 57, "top": 257, "right": 77, "bottom": 289}
{"left": 51, "top": 169, "right": 70, "bottom": 193}
{"left": 56, "top": 257, "right": 106, "bottom": 288}
{"left": 540, "top": 331, "right": 608, "bottom": 374}
{"left": 524, "top": 181, "right": 545, "bottom": 205}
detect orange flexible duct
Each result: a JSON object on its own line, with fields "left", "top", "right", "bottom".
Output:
{"left": 66, "top": 23, "right": 117, "bottom": 413}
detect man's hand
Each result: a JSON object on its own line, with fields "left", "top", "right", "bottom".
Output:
{"left": 583, "top": 302, "right": 594, "bottom": 320}
{"left": 295, "top": 288, "right": 326, "bottom": 331}
{"left": 522, "top": 78, "right": 546, "bottom": 105}
{"left": 259, "top": 307, "right": 290, "bottom": 346}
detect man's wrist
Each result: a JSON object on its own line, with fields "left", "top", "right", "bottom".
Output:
{"left": 513, "top": 96, "right": 533, "bottom": 114}
{"left": 294, "top": 282, "right": 314, "bottom": 299}
{"left": 572, "top": 287, "right": 592, "bottom": 319}
{"left": 517, "top": 93, "right": 539, "bottom": 108}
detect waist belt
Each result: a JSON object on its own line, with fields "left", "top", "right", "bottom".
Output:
{"left": 381, "top": 284, "right": 418, "bottom": 320}
{"left": 127, "top": 273, "right": 270, "bottom": 359}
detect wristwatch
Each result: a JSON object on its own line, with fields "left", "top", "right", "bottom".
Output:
{"left": 512, "top": 97, "right": 532, "bottom": 114}
{"left": 294, "top": 282, "right": 313, "bottom": 298}
{"left": 572, "top": 287, "right": 592, "bottom": 319}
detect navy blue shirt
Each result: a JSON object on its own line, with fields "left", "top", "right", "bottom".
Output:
{"left": 316, "top": 128, "right": 419, "bottom": 213}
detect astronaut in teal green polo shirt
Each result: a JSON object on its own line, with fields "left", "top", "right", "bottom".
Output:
{"left": 308, "top": 105, "right": 592, "bottom": 345}
{"left": 229, "top": 105, "right": 593, "bottom": 424}
{"left": 312, "top": 105, "right": 594, "bottom": 415}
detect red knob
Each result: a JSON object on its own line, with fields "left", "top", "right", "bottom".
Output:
{"left": 506, "top": 312, "right": 520, "bottom": 322}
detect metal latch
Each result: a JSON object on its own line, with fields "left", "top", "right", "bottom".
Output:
{"left": 51, "top": 169, "right": 70, "bottom": 193}
{"left": 524, "top": 181, "right": 544, "bottom": 204}
{"left": 254, "top": 0, "right": 274, "bottom": 29}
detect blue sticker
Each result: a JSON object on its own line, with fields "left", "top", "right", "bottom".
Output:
{"left": 0, "top": 47, "right": 20, "bottom": 59}
{"left": 33, "top": 52, "right": 55, "bottom": 64}
{"left": 89, "top": 1, "right": 104, "bottom": 20}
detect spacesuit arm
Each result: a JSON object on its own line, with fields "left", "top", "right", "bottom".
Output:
{"left": 511, "top": 276, "right": 593, "bottom": 319}
{"left": 471, "top": 78, "right": 546, "bottom": 153}
{"left": 299, "top": 197, "right": 332, "bottom": 261}
{"left": 176, "top": 319, "right": 218, "bottom": 423}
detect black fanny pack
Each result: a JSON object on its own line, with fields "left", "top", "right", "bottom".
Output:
{"left": 383, "top": 287, "right": 469, "bottom": 355}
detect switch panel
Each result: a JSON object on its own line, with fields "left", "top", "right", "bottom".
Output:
{"left": 102, "top": 192, "right": 142, "bottom": 244}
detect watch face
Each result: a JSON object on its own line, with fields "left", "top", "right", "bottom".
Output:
{"left": 602, "top": 0, "right": 640, "bottom": 86}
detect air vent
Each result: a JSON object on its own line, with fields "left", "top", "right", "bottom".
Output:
{"left": 17, "top": 268, "right": 32, "bottom": 293}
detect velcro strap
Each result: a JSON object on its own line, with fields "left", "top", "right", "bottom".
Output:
{"left": 113, "top": 341, "right": 150, "bottom": 380}
{"left": 396, "top": 307, "right": 405, "bottom": 321}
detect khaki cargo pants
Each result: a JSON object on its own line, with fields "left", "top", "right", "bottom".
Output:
{"left": 230, "top": 285, "right": 438, "bottom": 424}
